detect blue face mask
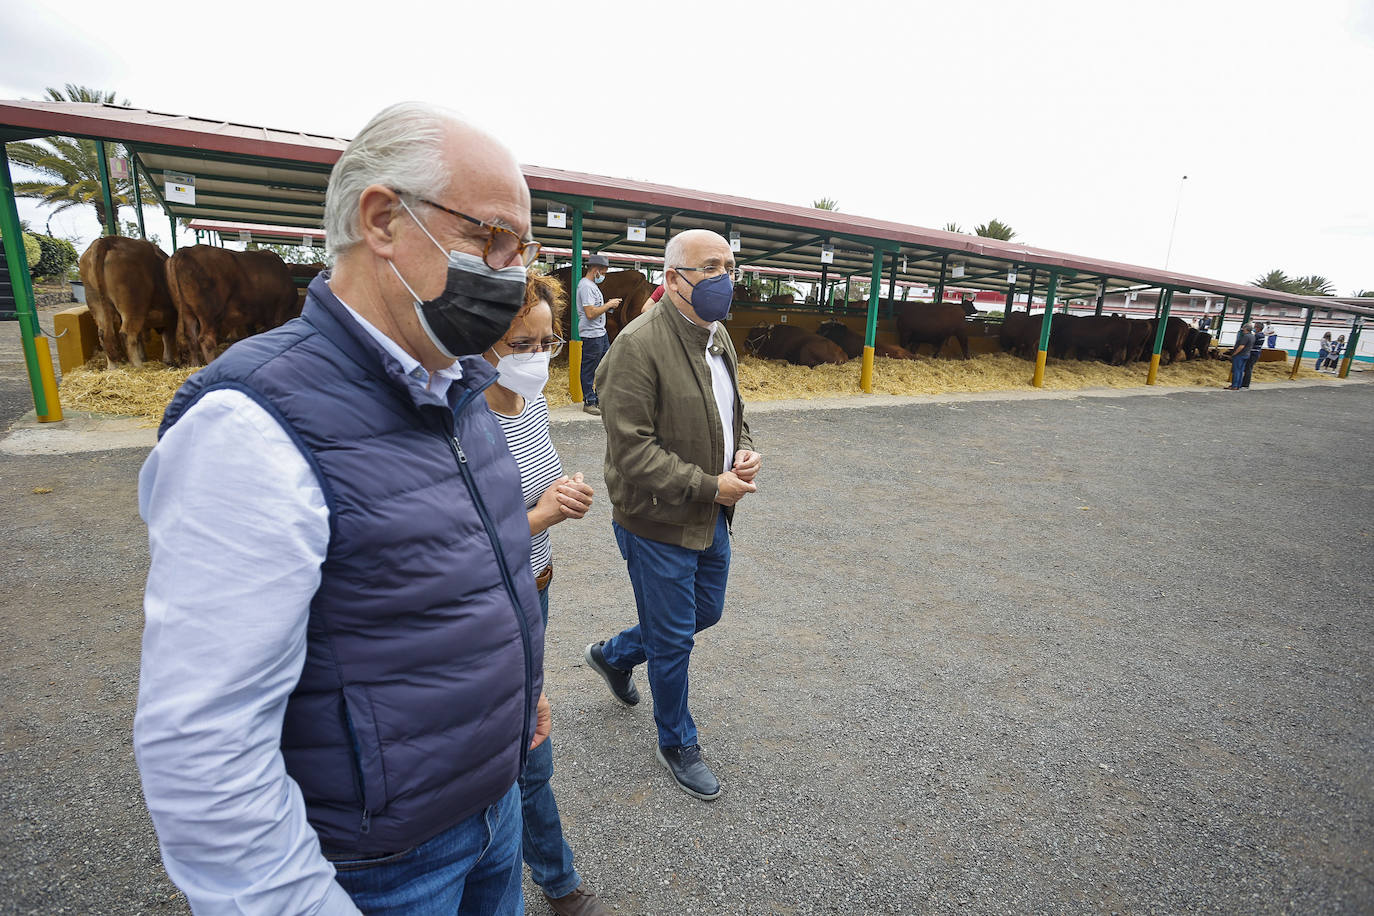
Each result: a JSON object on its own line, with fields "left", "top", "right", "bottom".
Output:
{"left": 674, "top": 271, "right": 733, "bottom": 323}
{"left": 594, "top": 274, "right": 605, "bottom": 284}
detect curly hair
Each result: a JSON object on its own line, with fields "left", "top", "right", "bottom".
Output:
{"left": 521, "top": 272, "right": 567, "bottom": 322}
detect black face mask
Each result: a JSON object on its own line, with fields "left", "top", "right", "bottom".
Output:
{"left": 390, "top": 201, "right": 528, "bottom": 359}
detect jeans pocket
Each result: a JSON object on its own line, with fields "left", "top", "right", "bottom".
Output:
{"left": 326, "top": 845, "right": 416, "bottom": 872}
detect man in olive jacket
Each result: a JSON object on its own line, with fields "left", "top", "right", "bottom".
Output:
{"left": 584, "top": 229, "right": 761, "bottom": 801}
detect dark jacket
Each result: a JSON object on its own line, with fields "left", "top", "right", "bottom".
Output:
{"left": 595, "top": 300, "right": 753, "bottom": 550}
{"left": 160, "top": 274, "right": 543, "bottom": 856}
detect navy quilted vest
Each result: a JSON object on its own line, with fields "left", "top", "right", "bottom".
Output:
{"left": 160, "top": 274, "right": 543, "bottom": 856}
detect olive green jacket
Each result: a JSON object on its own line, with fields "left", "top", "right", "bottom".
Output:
{"left": 594, "top": 301, "right": 752, "bottom": 550}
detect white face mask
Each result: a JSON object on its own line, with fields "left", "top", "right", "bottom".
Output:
{"left": 493, "top": 350, "right": 551, "bottom": 401}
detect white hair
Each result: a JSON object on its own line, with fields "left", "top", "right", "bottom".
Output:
{"left": 663, "top": 232, "right": 688, "bottom": 272}
{"left": 324, "top": 102, "right": 458, "bottom": 256}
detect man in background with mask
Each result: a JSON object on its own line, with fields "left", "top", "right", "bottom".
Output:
{"left": 583, "top": 229, "right": 762, "bottom": 801}
{"left": 134, "top": 102, "right": 547, "bottom": 914}
{"left": 576, "top": 254, "right": 620, "bottom": 414}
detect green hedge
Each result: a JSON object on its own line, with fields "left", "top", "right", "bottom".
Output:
{"left": 30, "top": 234, "right": 79, "bottom": 279}
{"left": 21, "top": 233, "right": 41, "bottom": 270}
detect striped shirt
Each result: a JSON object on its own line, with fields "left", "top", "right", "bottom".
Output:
{"left": 491, "top": 394, "right": 563, "bottom": 574}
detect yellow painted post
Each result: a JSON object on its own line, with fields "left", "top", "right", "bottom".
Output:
{"left": 35, "top": 336, "right": 63, "bottom": 423}
{"left": 1030, "top": 271, "right": 1059, "bottom": 388}
{"left": 568, "top": 340, "right": 583, "bottom": 402}
{"left": 861, "top": 244, "right": 887, "bottom": 393}
{"left": 568, "top": 208, "right": 584, "bottom": 403}
{"left": 1338, "top": 318, "right": 1363, "bottom": 379}
{"left": 1146, "top": 288, "right": 1174, "bottom": 385}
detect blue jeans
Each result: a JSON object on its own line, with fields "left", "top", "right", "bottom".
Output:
{"left": 331, "top": 782, "right": 522, "bottom": 915}
{"left": 518, "top": 587, "right": 580, "bottom": 898}
{"left": 1243, "top": 352, "right": 1260, "bottom": 387}
{"left": 580, "top": 334, "right": 609, "bottom": 406}
{"left": 1230, "top": 354, "right": 1247, "bottom": 388}
{"left": 601, "top": 514, "right": 730, "bottom": 748}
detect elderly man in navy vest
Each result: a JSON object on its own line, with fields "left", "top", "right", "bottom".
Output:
{"left": 134, "top": 103, "right": 548, "bottom": 914}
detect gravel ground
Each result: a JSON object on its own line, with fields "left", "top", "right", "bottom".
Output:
{"left": 1, "top": 367, "right": 1371, "bottom": 914}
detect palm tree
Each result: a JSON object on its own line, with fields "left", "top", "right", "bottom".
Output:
{"left": 1291, "top": 275, "right": 1334, "bottom": 296}
{"left": 8, "top": 85, "right": 156, "bottom": 232}
{"left": 812, "top": 197, "right": 839, "bottom": 211}
{"left": 1253, "top": 269, "right": 1292, "bottom": 291}
{"left": 44, "top": 85, "right": 129, "bottom": 106}
{"left": 973, "top": 219, "right": 1017, "bottom": 241}
{"left": 1356, "top": 290, "right": 1374, "bottom": 298}
{"left": 942, "top": 222, "right": 964, "bottom": 233}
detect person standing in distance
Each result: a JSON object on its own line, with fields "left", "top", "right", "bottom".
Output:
{"left": 134, "top": 102, "right": 547, "bottom": 915}
{"left": 1242, "top": 321, "right": 1266, "bottom": 389}
{"left": 584, "top": 228, "right": 761, "bottom": 801}
{"left": 577, "top": 254, "right": 620, "bottom": 415}
{"left": 1226, "top": 321, "right": 1256, "bottom": 390}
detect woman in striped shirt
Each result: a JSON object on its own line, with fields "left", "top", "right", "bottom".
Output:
{"left": 483, "top": 273, "right": 608, "bottom": 916}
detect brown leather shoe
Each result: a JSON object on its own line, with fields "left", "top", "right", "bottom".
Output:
{"left": 544, "top": 881, "right": 612, "bottom": 916}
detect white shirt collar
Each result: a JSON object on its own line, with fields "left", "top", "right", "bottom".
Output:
{"left": 331, "top": 287, "right": 463, "bottom": 391}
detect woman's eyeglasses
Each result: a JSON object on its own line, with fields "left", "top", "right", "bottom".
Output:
{"left": 502, "top": 336, "right": 565, "bottom": 361}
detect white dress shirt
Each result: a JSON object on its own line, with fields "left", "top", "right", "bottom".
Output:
{"left": 674, "top": 305, "right": 737, "bottom": 472}
{"left": 134, "top": 294, "right": 463, "bottom": 915}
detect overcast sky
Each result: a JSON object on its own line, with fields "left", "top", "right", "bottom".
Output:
{"left": 4, "top": 0, "right": 1372, "bottom": 295}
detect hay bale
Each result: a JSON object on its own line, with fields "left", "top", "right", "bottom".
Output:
{"left": 56, "top": 350, "right": 1328, "bottom": 426}
{"left": 58, "top": 355, "right": 199, "bottom": 426}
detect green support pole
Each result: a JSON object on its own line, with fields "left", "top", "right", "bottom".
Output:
{"left": 1215, "top": 296, "right": 1229, "bottom": 340}
{"left": 1338, "top": 317, "right": 1363, "bottom": 379}
{"left": 1154, "top": 294, "right": 1162, "bottom": 321}
{"left": 167, "top": 211, "right": 177, "bottom": 251}
{"left": 95, "top": 140, "right": 118, "bottom": 236}
{"left": 1026, "top": 268, "right": 1038, "bottom": 314}
{"left": 1240, "top": 299, "right": 1254, "bottom": 334}
{"left": 1094, "top": 279, "right": 1106, "bottom": 316}
{"left": 132, "top": 165, "right": 147, "bottom": 239}
{"left": 934, "top": 252, "right": 949, "bottom": 305}
{"left": 0, "top": 147, "right": 51, "bottom": 416}
{"left": 1289, "top": 307, "right": 1315, "bottom": 379}
{"left": 1147, "top": 288, "right": 1174, "bottom": 385}
{"left": 844, "top": 275, "right": 851, "bottom": 309}
{"left": 885, "top": 254, "right": 898, "bottom": 317}
{"left": 569, "top": 207, "right": 584, "bottom": 402}
{"left": 860, "top": 247, "right": 886, "bottom": 392}
{"left": 1031, "top": 271, "right": 1059, "bottom": 387}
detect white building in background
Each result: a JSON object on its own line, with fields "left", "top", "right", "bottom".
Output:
{"left": 1087, "top": 289, "right": 1369, "bottom": 362}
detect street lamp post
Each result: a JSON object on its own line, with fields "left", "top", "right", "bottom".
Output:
{"left": 1164, "top": 175, "right": 1188, "bottom": 269}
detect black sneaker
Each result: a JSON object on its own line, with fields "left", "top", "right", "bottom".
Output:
{"left": 584, "top": 641, "right": 639, "bottom": 706}
{"left": 656, "top": 744, "right": 721, "bottom": 800}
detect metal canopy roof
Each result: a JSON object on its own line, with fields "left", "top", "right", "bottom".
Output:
{"left": 3, "top": 100, "right": 1366, "bottom": 316}
{"left": 187, "top": 219, "right": 326, "bottom": 248}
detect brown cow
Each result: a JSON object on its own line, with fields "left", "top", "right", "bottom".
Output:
{"left": 165, "top": 246, "right": 299, "bottom": 366}
{"left": 78, "top": 237, "right": 179, "bottom": 366}
{"left": 896, "top": 301, "right": 972, "bottom": 359}
{"left": 1159, "top": 316, "right": 1190, "bottom": 364}
{"left": 815, "top": 321, "right": 865, "bottom": 359}
{"left": 552, "top": 267, "right": 654, "bottom": 341}
{"left": 1054, "top": 314, "right": 1131, "bottom": 364}
{"left": 744, "top": 324, "right": 848, "bottom": 367}
{"left": 1126, "top": 318, "right": 1155, "bottom": 362}
{"left": 875, "top": 342, "right": 918, "bottom": 360}
{"left": 288, "top": 263, "right": 325, "bottom": 310}
{"left": 768, "top": 293, "right": 795, "bottom": 305}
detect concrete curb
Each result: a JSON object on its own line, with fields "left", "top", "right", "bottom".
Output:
{"left": 4, "top": 374, "right": 1366, "bottom": 453}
